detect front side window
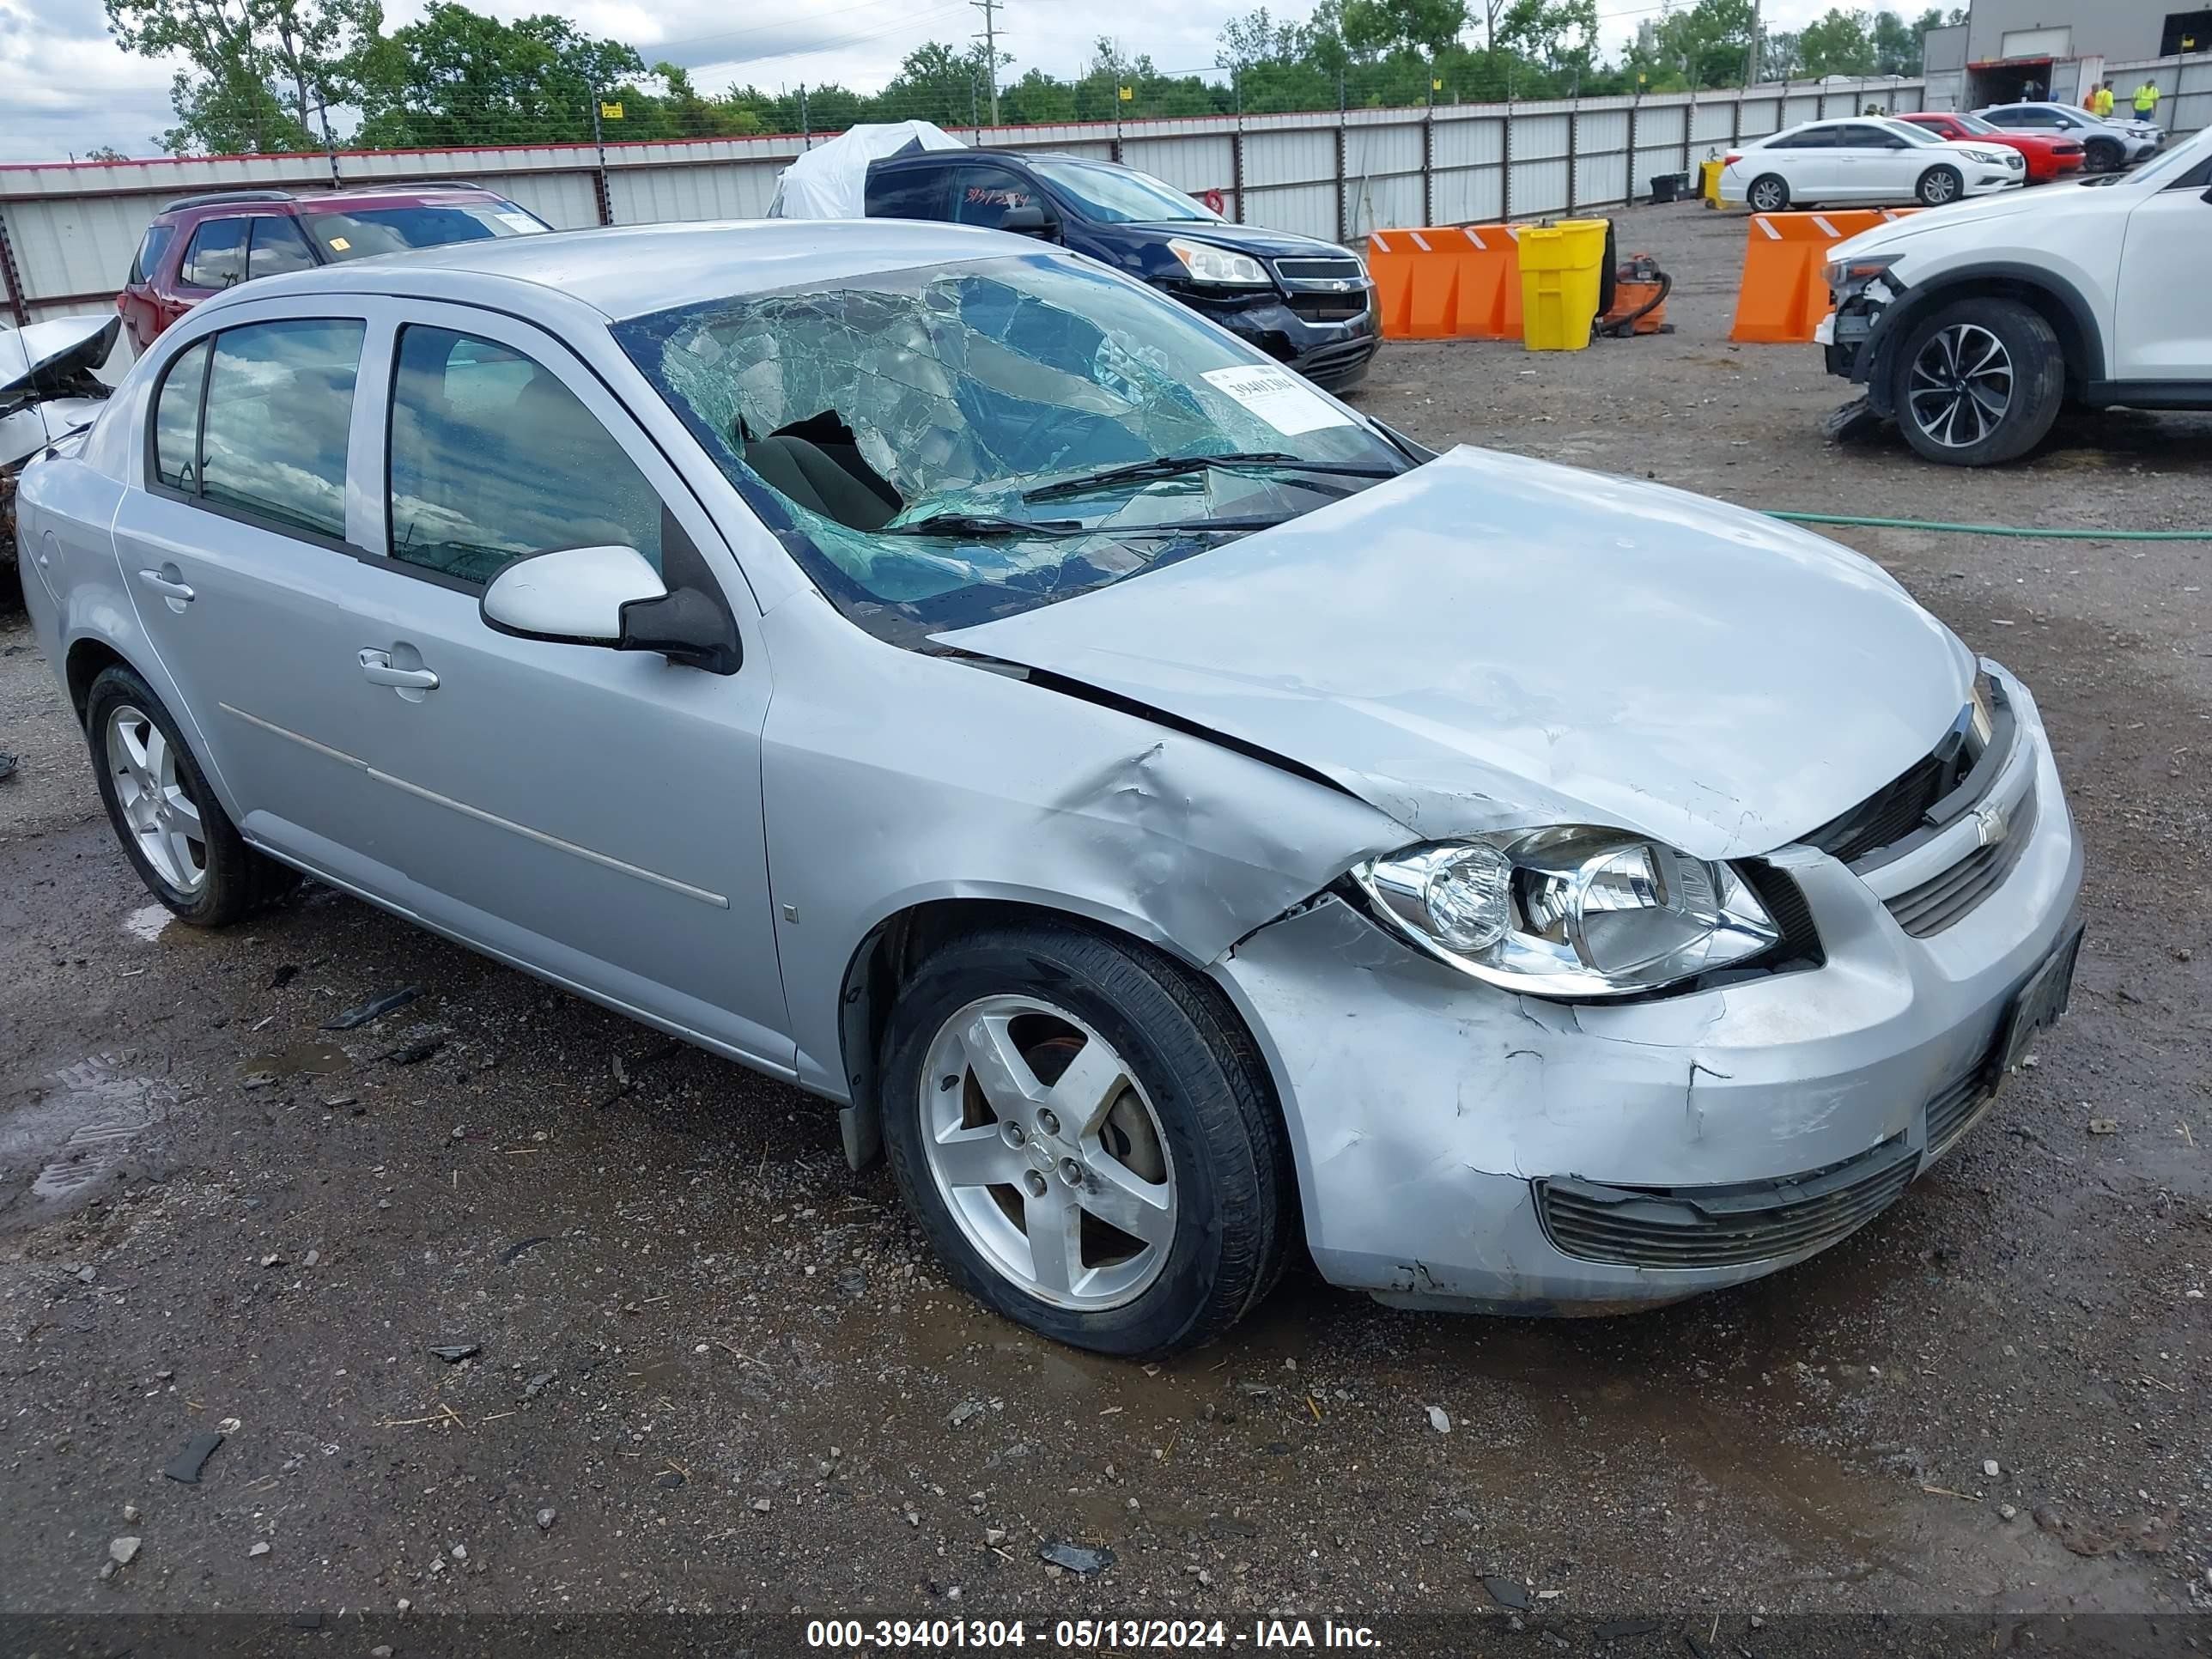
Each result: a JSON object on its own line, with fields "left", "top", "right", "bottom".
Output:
{"left": 246, "top": 216, "right": 319, "bottom": 279}
{"left": 180, "top": 218, "right": 248, "bottom": 289}
{"left": 303, "top": 200, "right": 544, "bottom": 262}
{"left": 616, "top": 253, "right": 1407, "bottom": 643}
{"left": 386, "top": 325, "right": 662, "bottom": 585}
{"left": 153, "top": 339, "right": 209, "bottom": 489}
{"left": 1025, "top": 159, "right": 1221, "bottom": 224}
{"left": 196, "top": 319, "right": 363, "bottom": 539}
{"left": 948, "top": 168, "right": 1042, "bottom": 230}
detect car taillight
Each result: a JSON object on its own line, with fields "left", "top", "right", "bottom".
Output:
{"left": 1723, "top": 152, "right": 1741, "bottom": 166}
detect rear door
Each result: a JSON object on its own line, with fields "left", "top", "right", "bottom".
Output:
{"left": 110, "top": 304, "right": 398, "bottom": 878}
{"left": 1765, "top": 127, "right": 1839, "bottom": 197}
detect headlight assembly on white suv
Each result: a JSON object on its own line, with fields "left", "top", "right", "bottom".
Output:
{"left": 1166, "top": 237, "right": 1272, "bottom": 287}
{"left": 1352, "top": 829, "right": 1784, "bottom": 997}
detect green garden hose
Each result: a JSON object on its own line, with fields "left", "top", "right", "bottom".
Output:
{"left": 1765, "top": 510, "right": 2212, "bottom": 542}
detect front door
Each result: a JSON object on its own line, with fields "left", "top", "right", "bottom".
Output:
{"left": 315, "top": 302, "right": 791, "bottom": 1066}
{"left": 2114, "top": 171, "right": 2212, "bottom": 382}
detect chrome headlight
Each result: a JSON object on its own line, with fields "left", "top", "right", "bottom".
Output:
{"left": 1352, "top": 829, "right": 1784, "bottom": 998}
{"left": 1166, "top": 237, "right": 1271, "bottom": 287}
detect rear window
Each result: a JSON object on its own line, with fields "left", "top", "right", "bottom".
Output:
{"left": 301, "top": 200, "right": 545, "bottom": 261}
{"left": 128, "top": 223, "right": 175, "bottom": 286}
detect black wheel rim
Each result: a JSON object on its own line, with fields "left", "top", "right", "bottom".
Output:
{"left": 1907, "top": 323, "right": 2013, "bottom": 449}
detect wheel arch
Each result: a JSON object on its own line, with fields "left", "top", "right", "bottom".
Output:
{"left": 1865, "top": 264, "right": 2105, "bottom": 413}
{"left": 831, "top": 894, "right": 1275, "bottom": 1173}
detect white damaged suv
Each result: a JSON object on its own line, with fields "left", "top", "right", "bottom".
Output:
{"left": 1820, "top": 123, "right": 2212, "bottom": 465}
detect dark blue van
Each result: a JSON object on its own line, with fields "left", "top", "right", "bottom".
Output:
{"left": 864, "top": 150, "right": 1382, "bottom": 390}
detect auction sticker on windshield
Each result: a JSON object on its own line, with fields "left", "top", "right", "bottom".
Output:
{"left": 1200, "top": 365, "right": 1352, "bottom": 435}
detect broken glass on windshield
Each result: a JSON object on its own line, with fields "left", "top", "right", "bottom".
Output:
{"left": 614, "top": 252, "right": 1401, "bottom": 641}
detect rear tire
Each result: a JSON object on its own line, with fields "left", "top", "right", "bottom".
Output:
{"left": 878, "top": 921, "right": 1294, "bottom": 1356}
{"left": 1916, "top": 164, "right": 1963, "bottom": 206}
{"left": 1892, "top": 297, "right": 2065, "bottom": 467}
{"left": 85, "top": 665, "right": 300, "bottom": 927}
{"left": 1747, "top": 173, "right": 1790, "bottom": 212}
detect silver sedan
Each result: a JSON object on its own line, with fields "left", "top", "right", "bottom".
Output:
{"left": 15, "top": 219, "right": 2083, "bottom": 1353}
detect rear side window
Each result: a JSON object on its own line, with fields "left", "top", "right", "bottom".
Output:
{"left": 152, "top": 340, "right": 210, "bottom": 489}
{"left": 180, "top": 217, "right": 248, "bottom": 289}
{"left": 866, "top": 167, "right": 952, "bottom": 221}
{"left": 185, "top": 319, "right": 364, "bottom": 540}
{"left": 246, "top": 216, "right": 318, "bottom": 279}
{"left": 1770, "top": 129, "right": 1833, "bottom": 149}
{"left": 386, "top": 325, "right": 662, "bottom": 585}
{"left": 129, "top": 223, "right": 176, "bottom": 287}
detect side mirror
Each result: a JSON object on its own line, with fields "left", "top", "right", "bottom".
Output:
{"left": 999, "top": 204, "right": 1056, "bottom": 238}
{"left": 481, "top": 544, "right": 741, "bottom": 673}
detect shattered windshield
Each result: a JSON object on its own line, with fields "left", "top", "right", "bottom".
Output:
{"left": 614, "top": 252, "right": 1406, "bottom": 644}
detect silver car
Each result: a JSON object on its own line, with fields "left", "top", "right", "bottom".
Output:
{"left": 15, "top": 221, "right": 2084, "bottom": 1354}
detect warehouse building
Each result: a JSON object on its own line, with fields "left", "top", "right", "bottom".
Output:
{"left": 1923, "top": 2, "right": 2209, "bottom": 107}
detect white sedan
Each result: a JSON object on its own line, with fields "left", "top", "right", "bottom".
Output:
{"left": 1723, "top": 117, "right": 2027, "bottom": 211}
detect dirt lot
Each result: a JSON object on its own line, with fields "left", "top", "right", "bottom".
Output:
{"left": 3, "top": 202, "right": 2209, "bottom": 1653}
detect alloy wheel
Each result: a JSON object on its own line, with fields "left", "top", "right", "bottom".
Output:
{"left": 1749, "top": 179, "right": 1786, "bottom": 211}
{"left": 104, "top": 703, "right": 206, "bottom": 895}
{"left": 917, "top": 994, "right": 1176, "bottom": 1310}
{"left": 1921, "top": 169, "right": 1958, "bottom": 204}
{"left": 1906, "top": 323, "right": 2013, "bottom": 449}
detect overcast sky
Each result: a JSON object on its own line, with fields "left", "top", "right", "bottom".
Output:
{"left": 1, "top": 0, "right": 1849, "bottom": 162}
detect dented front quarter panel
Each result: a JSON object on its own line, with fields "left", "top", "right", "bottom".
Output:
{"left": 1209, "top": 681, "right": 2082, "bottom": 1311}
{"left": 757, "top": 590, "right": 1410, "bottom": 1100}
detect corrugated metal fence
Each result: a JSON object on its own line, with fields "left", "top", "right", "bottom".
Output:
{"left": 0, "top": 74, "right": 1954, "bottom": 335}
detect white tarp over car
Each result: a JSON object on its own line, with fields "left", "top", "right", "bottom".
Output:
{"left": 768, "top": 121, "right": 967, "bottom": 220}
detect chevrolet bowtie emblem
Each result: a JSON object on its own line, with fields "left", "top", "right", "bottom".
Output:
{"left": 1973, "top": 801, "right": 2008, "bottom": 848}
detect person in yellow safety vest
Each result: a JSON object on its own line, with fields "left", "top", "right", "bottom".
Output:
{"left": 2091, "top": 83, "right": 2115, "bottom": 118}
{"left": 2134, "top": 80, "right": 2161, "bottom": 122}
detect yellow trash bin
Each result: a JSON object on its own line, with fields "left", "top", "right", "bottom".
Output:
{"left": 1699, "top": 157, "right": 1725, "bottom": 206}
{"left": 1518, "top": 218, "right": 1608, "bottom": 352}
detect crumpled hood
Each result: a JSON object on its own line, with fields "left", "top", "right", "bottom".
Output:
{"left": 938, "top": 447, "right": 1972, "bottom": 861}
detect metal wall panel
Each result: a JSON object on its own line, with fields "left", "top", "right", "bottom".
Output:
{"left": 1508, "top": 157, "right": 1571, "bottom": 219}
{"left": 2, "top": 76, "right": 1949, "bottom": 322}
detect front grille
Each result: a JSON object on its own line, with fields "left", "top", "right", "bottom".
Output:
{"left": 1273, "top": 257, "right": 1364, "bottom": 283}
{"left": 1285, "top": 293, "right": 1370, "bottom": 322}
{"left": 1804, "top": 751, "right": 1954, "bottom": 865}
{"left": 1885, "top": 784, "right": 2038, "bottom": 937}
{"left": 1924, "top": 1066, "right": 1992, "bottom": 1158}
{"left": 1537, "top": 1138, "right": 1917, "bottom": 1269}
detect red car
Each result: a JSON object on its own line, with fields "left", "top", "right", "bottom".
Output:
{"left": 117, "top": 182, "right": 550, "bottom": 356}
{"left": 1896, "top": 112, "right": 2085, "bottom": 182}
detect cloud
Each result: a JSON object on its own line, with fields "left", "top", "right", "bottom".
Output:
{"left": 0, "top": 0, "right": 1881, "bottom": 162}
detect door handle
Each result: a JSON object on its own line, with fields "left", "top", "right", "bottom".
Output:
{"left": 359, "top": 648, "right": 440, "bottom": 691}
{"left": 136, "top": 568, "right": 195, "bottom": 603}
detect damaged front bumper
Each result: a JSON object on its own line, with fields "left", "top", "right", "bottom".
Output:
{"left": 1176, "top": 286, "right": 1383, "bottom": 390}
{"left": 1210, "top": 669, "right": 2082, "bottom": 1315}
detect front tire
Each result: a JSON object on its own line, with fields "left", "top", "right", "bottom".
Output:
{"left": 1747, "top": 173, "right": 1790, "bottom": 212}
{"left": 85, "top": 665, "right": 298, "bottom": 927}
{"left": 1892, "top": 297, "right": 2065, "bottom": 467}
{"left": 878, "top": 921, "right": 1294, "bottom": 1356}
{"left": 1916, "top": 164, "right": 1962, "bottom": 206}
{"left": 2083, "top": 138, "right": 2122, "bottom": 174}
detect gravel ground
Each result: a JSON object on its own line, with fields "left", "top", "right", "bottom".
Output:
{"left": 2, "top": 202, "right": 2209, "bottom": 1650}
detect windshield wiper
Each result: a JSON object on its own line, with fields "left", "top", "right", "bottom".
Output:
{"left": 1022, "top": 450, "right": 1401, "bottom": 504}
{"left": 884, "top": 512, "right": 1299, "bottom": 540}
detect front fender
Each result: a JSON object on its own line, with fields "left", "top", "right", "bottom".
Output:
{"left": 1859, "top": 261, "right": 2108, "bottom": 411}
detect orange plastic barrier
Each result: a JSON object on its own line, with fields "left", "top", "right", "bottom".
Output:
{"left": 1728, "top": 209, "right": 1919, "bottom": 345}
{"left": 1368, "top": 225, "right": 1524, "bottom": 342}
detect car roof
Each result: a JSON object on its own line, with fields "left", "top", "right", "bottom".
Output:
{"left": 157, "top": 183, "right": 512, "bottom": 219}
{"left": 216, "top": 217, "right": 1043, "bottom": 323}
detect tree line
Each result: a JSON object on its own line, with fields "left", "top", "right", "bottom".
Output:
{"left": 99, "top": 0, "right": 1968, "bottom": 159}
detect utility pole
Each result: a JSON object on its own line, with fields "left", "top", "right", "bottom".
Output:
{"left": 970, "top": 0, "right": 1003, "bottom": 126}
{"left": 1745, "top": 0, "right": 1762, "bottom": 87}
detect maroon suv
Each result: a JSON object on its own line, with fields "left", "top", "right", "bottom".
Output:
{"left": 118, "top": 182, "right": 550, "bottom": 356}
